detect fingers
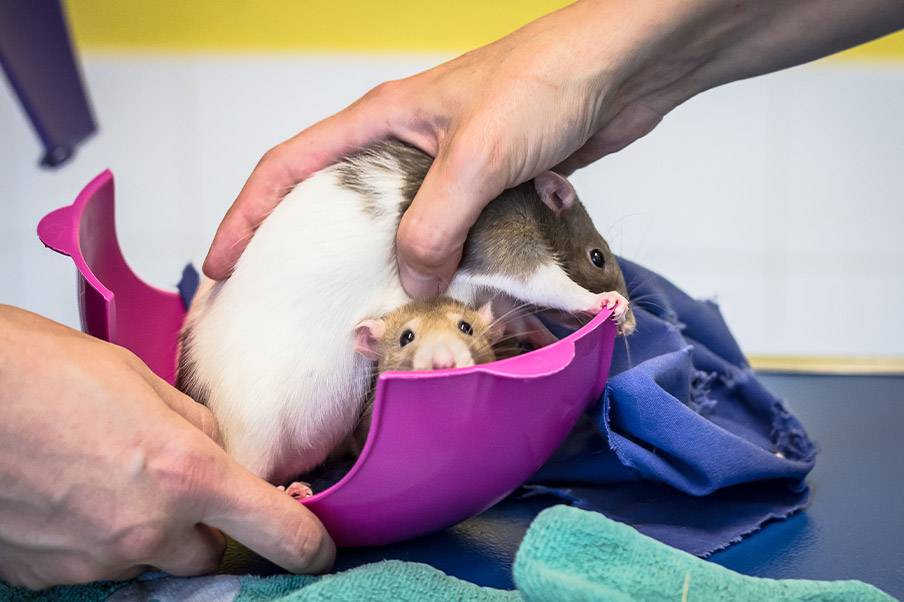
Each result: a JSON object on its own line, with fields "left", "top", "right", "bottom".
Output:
{"left": 150, "top": 524, "right": 225, "bottom": 577}
{"left": 140, "top": 367, "right": 222, "bottom": 446}
{"left": 202, "top": 84, "right": 403, "bottom": 281}
{"left": 396, "top": 133, "right": 506, "bottom": 297}
{"left": 201, "top": 460, "right": 335, "bottom": 575}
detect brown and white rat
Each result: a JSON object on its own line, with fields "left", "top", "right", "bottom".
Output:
{"left": 178, "top": 140, "right": 633, "bottom": 486}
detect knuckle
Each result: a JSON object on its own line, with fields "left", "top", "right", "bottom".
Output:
{"left": 165, "top": 540, "right": 223, "bottom": 577}
{"left": 201, "top": 542, "right": 226, "bottom": 574}
{"left": 196, "top": 547, "right": 224, "bottom": 575}
{"left": 365, "top": 79, "right": 401, "bottom": 104}
{"left": 104, "top": 342, "right": 145, "bottom": 373}
{"left": 154, "top": 438, "right": 220, "bottom": 502}
{"left": 197, "top": 408, "right": 223, "bottom": 447}
{"left": 112, "top": 525, "right": 167, "bottom": 563}
{"left": 447, "top": 128, "right": 507, "bottom": 179}
{"left": 281, "top": 521, "right": 330, "bottom": 573}
{"left": 118, "top": 346, "right": 145, "bottom": 370}
{"left": 187, "top": 527, "right": 226, "bottom": 575}
{"left": 398, "top": 217, "right": 457, "bottom": 270}
{"left": 256, "top": 145, "right": 285, "bottom": 171}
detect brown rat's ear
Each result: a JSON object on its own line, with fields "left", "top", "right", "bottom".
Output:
{"left": 354, "top": 319, "right": 386, "bottom": 360}
{"left": 534, "top": 171, "right": 577, "bottom": 216}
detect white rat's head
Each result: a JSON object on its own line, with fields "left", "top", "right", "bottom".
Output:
{"left": 355, "top": 297, "right": 500, "bottom": 371}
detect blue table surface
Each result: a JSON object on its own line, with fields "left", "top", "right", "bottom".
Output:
{"left": 224, "top": 374, "right": 904, "bottom": 599}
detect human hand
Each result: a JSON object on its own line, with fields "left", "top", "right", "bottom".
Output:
{"left": 203, "top": 0, "right": 904, "bottom": 296}
{"left": 0, "top": 305, "right": 334, "bottom": 589}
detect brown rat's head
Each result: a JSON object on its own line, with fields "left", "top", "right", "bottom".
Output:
{"left": 534, "top": 172, "right": 627, "bottom": 296}
{"left": 534, "top": 172, "right": 635, "bottom": 335}
{"left": 354, "top": 297, "right": 500, "bottom": 371}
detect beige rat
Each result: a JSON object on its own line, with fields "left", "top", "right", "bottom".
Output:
{"left": 281, "top": 296, "right": 506, "bottom": 499}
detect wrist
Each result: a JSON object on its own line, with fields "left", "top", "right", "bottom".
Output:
{"left": 623, "top": 0, "right": 904, "bottom": 102}
{"left": 526, "top": 0, "right": 727, "bottom": 120}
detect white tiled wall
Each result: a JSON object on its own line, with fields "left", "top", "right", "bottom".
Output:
{"left": 1, "top": 55, "right": 902, "bottom": 356}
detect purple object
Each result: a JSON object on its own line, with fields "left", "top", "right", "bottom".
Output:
{"left": 37, "top": 171, "right": 183, "bottom": 382}
{"left": 0, "top": 0, "right": 96, "bottom": 167}
{"left": 37, "top": 170, "right": 617, "bottom": 546}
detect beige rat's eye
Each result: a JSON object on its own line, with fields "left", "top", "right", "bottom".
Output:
{"left": 458, "top": 320, "right": 474, "bottom": 336}
{"left": 590, "top": 248, "right": 605, "bottom": 268}
{"left": 399, "top": 329, "right": 415, "bottom": 347}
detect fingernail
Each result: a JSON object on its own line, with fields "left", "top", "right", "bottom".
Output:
{"left": 399, "top": 263, "right": 446, "bottom": 298}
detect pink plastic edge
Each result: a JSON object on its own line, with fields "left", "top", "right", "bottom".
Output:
{"left": 36, "top": 169, "right": 183, "bottom": 304}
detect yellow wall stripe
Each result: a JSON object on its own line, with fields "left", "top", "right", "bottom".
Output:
{"left": 749, "top": 355, "right": 904, "bottom": 376}
{"left": 65, "top": 0, "right": 571, "bottom": 54}
{"left": 66, "top": 0, "right": 904, "bottom": 61}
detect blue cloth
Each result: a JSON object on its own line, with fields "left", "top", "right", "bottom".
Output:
{"left": 176, "top": 263, "right": 199, "bottom": 310}
{"left": 526, "top": 257, "right": 816, "bottom": 556}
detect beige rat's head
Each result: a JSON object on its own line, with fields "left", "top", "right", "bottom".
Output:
{"left": 354, "top": 297, "right": 501, "bottom": 371}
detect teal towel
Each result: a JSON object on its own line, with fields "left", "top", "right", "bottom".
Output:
{"left": 237, "top": 563, "right": 516, "bottom": 601}
{"left": 515, "top": 506, "right": 895, "bottom": 602}
{"left": 1, "top": 506, "right": 894, "bottom": 601}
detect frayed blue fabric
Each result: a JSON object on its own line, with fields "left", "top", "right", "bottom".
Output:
{"left": 526, "top": 258, "right": 816, "bottom": 556}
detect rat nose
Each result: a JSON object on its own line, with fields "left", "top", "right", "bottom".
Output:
{"left": 431, "top": 350, "right": 456, "bottom": 370}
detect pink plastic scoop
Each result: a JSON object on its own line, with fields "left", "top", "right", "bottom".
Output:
{"left": 37, "top": 170, "right": 617, "bottom": 546}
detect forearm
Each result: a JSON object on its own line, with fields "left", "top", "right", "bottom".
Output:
{"left": 694, "top": 0, "right": 904, "bottom": 86}
{"left": 582, "top": 0, "right": 904, "bottom": 110}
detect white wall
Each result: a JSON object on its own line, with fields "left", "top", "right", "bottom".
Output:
{"left": 1, "top": 54, "right": 902, "bottom": 356}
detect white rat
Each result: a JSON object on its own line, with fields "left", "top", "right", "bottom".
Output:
{"left": 178, "top": 140, "right": 632, "bottom": 485}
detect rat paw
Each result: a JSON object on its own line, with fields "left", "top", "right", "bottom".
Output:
{"left": 587, "top": 292, "right": 629, "bottom": 319}
{"left": 281, "top": 481, "right": 314, "bottom": 500}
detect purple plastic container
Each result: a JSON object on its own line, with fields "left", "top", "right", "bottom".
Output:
{"left": 37, "top": 170, "right": 617, "bottom": 546}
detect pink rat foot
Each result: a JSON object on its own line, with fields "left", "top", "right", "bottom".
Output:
{"left": 280, "top": 481, "right": 314, "bottom": 500}
{"left": 586, "top": 291, "right": 629, "bottom": 319}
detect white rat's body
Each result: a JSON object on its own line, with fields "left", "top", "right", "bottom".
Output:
{"left": 181, "top": 141, "right": 629, "bottom": 484}
{"left": 183, "top": 165, "right": 411, "bottom": 483}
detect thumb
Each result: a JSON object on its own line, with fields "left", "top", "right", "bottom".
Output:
{"left": 396, "top": 135, "right": 505, "bottom": 297}
{"left": 202, "top": 459, "right": 335, "bottom": 574}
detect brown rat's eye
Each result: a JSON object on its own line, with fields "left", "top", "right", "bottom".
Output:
{"left": 399, "top": 329, "right": 415, "bottom": 347}
{"left": 458, "top": 320, "right": 474, "bottom": 336}
{"left": 590, "top": 249, "right": 605, "bottom": 268}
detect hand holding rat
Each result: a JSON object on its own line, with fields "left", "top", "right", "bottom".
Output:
{"left": 203, "top": 0, "right": 904, "bottom": 296}
{"left": 0, "top": 305, "right": 334, "bottom": 589}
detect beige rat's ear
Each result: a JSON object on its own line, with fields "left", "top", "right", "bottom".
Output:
{"left": 354, "top": 319, "right": 386, "bottom": 360}
{"left": 534, "top": 171, "right": 577, "bottom": 216}
{"left": 477, "top": 300, "right": 503, "bottom": 342}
